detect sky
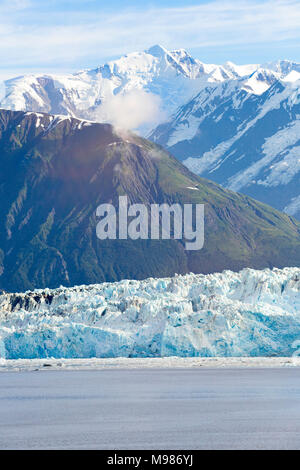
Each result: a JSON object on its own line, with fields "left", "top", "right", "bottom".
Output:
{"left": 0, "top": 0, "right": 300, "bottom": 81}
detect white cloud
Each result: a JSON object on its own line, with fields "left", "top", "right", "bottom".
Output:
{"left": 0, "top": 0, "right": 300, "bottom": 77}
{"left": 95, "top": 90, "right": 163, "bottom": 132}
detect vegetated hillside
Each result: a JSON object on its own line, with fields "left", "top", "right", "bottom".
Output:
{"left": 0, "top": 108, "right": 299, "bottom": 292}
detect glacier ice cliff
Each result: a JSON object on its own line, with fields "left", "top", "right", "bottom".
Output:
{"left": 0, "top": 267, "right": 300, "bottom": 359}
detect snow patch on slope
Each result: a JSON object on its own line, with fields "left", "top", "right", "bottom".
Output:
{"left": 282, "top": 71, "right": 300, "bottom": 83}
{"left": 167, "top": 115, "right": 201, "bottom": 147}
{"left": 284, "top": 195, "right": 300, "bottom": 217}
{"left": 228, "top": 120, "right": 300, "bottom": 190}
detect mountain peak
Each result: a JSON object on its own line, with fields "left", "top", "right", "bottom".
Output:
{"left": 281, "top": 70, "right": 300, "bottom": 83}
{"left": 146, "top": 44, "right": 168, "bottom": 57}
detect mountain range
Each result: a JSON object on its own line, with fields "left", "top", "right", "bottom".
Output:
{"left": 0, "top": 109, "right": 300, "bottom": 292}
{"left": 1, "top": 45, "right": 298, "bottom": 129}
{"left": 1, "top": 45, "right": 299, "bottom": 221}
{"left": 151, "top": 68, "right": 300, "bottom": 221}
{"left": 0, "top": 45, "right": 271, "bottom": 131}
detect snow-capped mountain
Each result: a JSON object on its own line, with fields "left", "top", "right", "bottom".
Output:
{"left": 2, "top": 46, "right": 300, "bottom": 218}
{"left": 2, "top": 48, "right": 298, "bottom": 134}
{"left": 0, "top": 45, "right": 260, "bottom": 134}
{"left": 1, "top": 267, "right": 300, "bottom": 358}
{"left": 151, "top": 69, "right": 300, "bottom": 220}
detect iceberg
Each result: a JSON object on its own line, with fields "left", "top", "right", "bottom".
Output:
{"left": 0, "top": 267, "right": 300, "bottom": 359}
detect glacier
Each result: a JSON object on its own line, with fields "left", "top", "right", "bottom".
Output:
{"left": 0, "top": 267, "right": 300, "bottom": 359}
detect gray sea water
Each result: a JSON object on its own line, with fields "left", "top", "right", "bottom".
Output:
{"left": 1, "top": 367, "right": 300, "bottom": 449}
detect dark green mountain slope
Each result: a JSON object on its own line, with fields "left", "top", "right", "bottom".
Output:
{"left": 0, "top": 108, "right": 299, "bottom": 292}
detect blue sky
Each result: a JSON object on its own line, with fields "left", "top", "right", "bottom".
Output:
{"left": 0, "top": 0, "right": 300, "bottom": 80}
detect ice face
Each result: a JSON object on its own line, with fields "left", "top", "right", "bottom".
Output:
{"left": 0, "top": 267, "right": 300, "bottom": 359}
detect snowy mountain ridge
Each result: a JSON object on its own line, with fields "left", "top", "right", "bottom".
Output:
{"left": 1, "top": 45, "right": 298, "bottom": 133}
{"left": 151, "top": 72, "right": 300, "bottom": 220}
{"left": 1, "top": 267, "right": 300, "bottom": 359}
{"left": 2, "top": 46, "right": 300, "bottom": 219}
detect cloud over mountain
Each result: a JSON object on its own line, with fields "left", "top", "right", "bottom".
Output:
{"left": 95, "top": 90, "right": 163, "bottom": 132}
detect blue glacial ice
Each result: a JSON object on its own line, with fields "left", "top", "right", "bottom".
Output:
{"left": 0, "top": 267, "right": 300, "bottom": 359}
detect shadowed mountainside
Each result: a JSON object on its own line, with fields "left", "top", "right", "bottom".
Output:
{"left": 0, "top": 109, "right": 300, "bottom": 292}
